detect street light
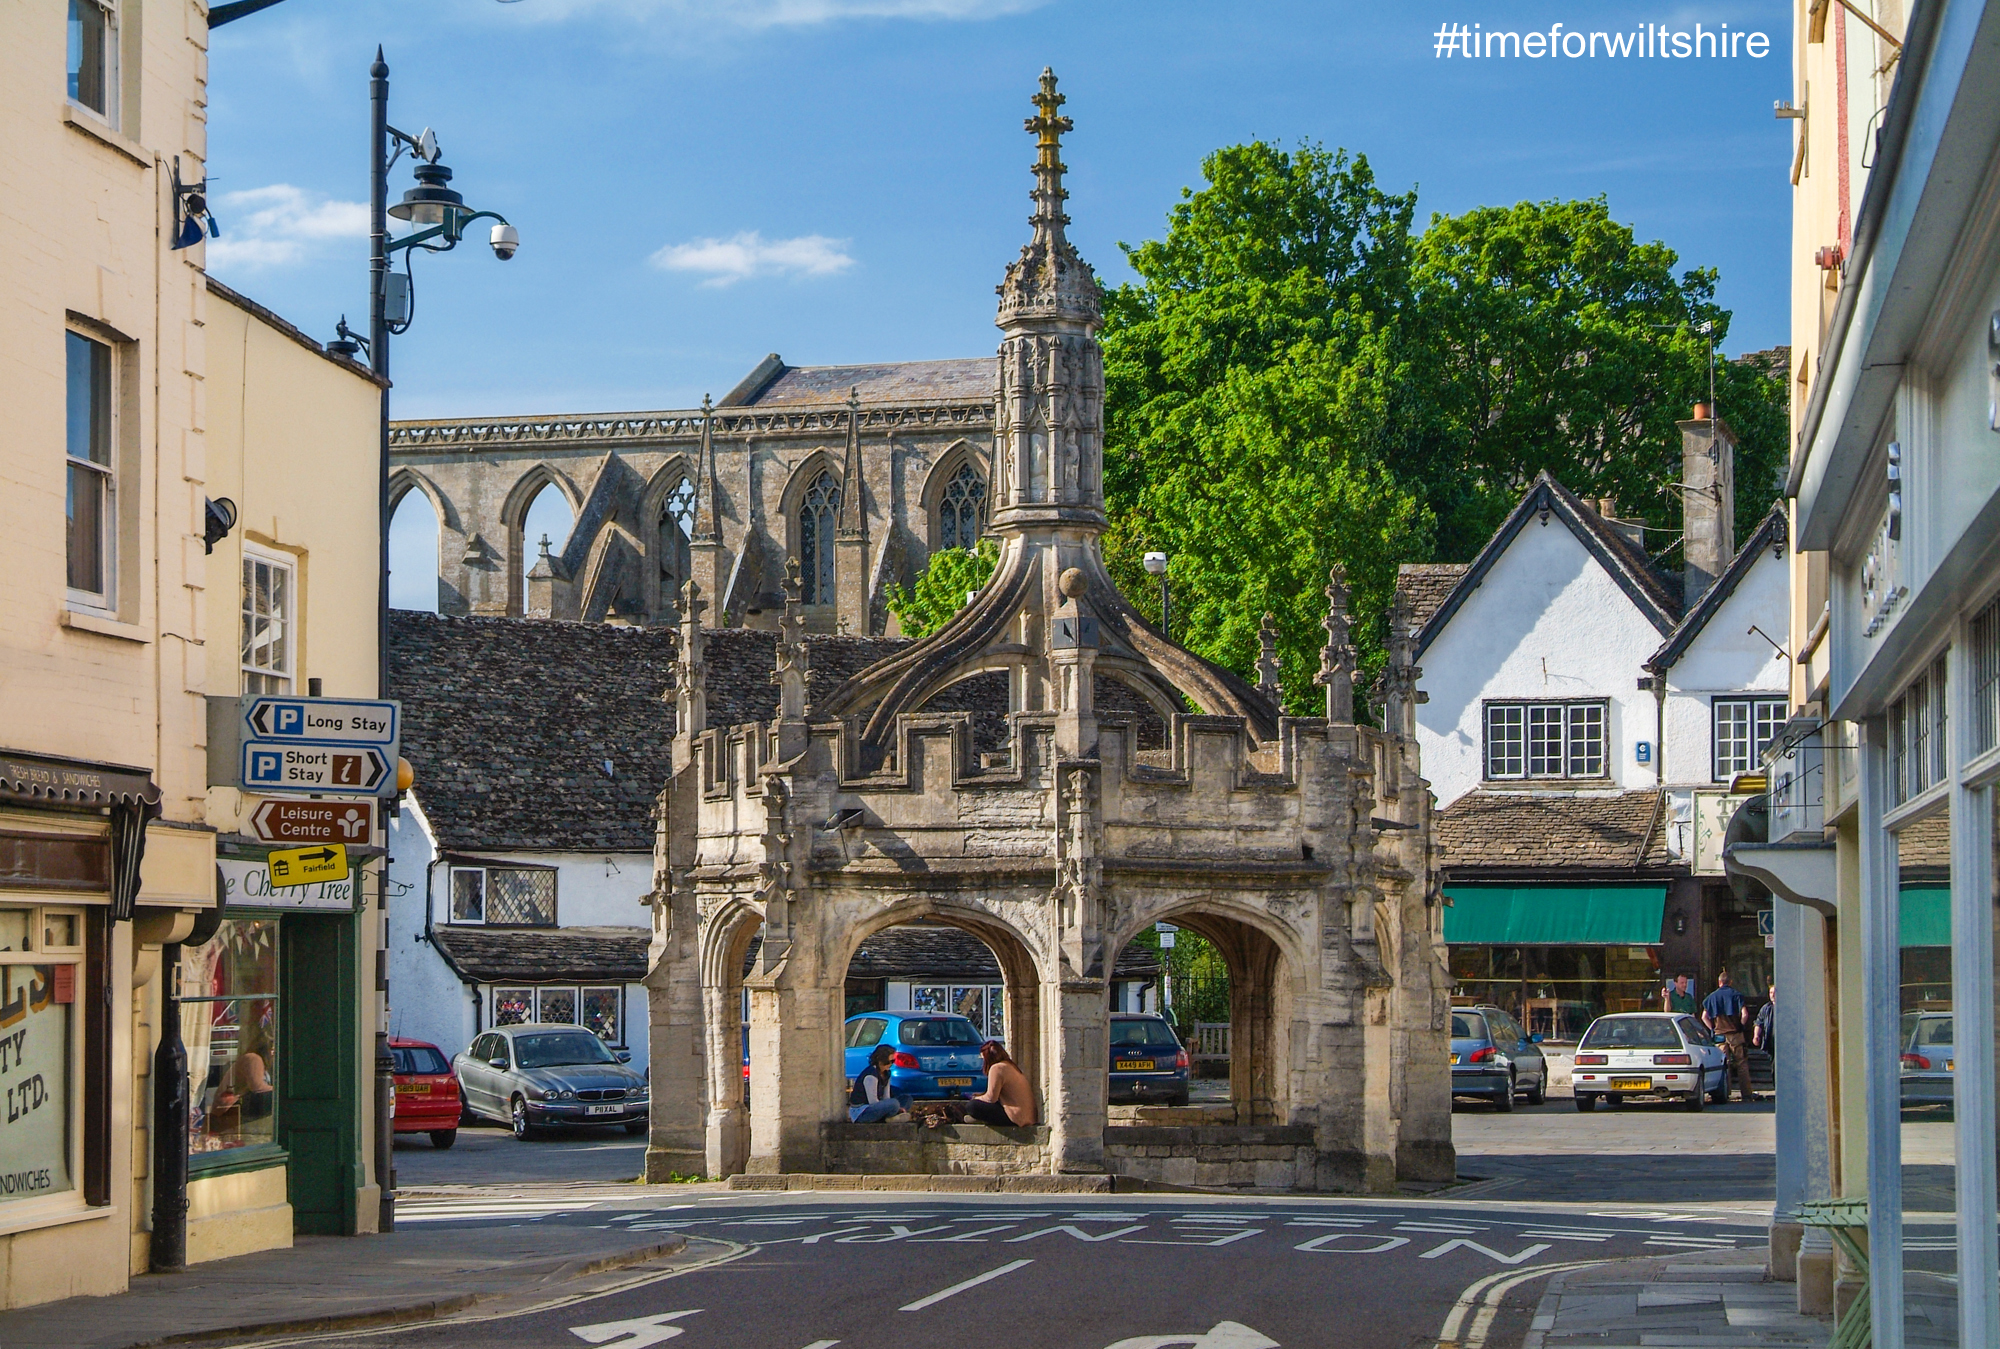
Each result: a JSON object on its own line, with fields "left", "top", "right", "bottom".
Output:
{"left": 359, "top": 48, "right": 518, "bottom": 1238}
{"left": 1143, "top": 551, "right": 1170, "bottom": 641}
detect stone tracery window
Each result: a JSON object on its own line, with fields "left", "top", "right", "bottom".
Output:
{"left": 659, "top": 477, "right": 696, "bottom": 599}
{"left": 799, "top": 470, "right": 840, "bottom": 605}
{"left": 938, "top": 462, "right": 987, "bottom": 552}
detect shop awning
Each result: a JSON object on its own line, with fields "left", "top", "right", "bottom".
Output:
{"left": 1900, "top": 885, "right": 1951, "bottom": 947}
{"left": 1443, "top": 884, "right": 1668, "bottom": 946}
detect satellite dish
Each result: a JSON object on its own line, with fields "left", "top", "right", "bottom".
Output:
{"left": 415, "top": 127, "right": 440, "bottom": 163}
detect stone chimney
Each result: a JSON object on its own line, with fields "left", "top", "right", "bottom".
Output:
{"left": 1677, "top": 406, "right": 1736, "bottom": 608}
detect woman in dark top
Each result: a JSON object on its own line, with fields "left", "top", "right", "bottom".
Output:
{"left": 849, "top": 1044, "right": 910, "bottom": 1123}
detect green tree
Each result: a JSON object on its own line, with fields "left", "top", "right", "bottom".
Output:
{"left": 886, "top": 540, "right": 998, "bottom": 639}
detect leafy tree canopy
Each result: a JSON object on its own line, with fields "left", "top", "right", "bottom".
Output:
{"left": 887, "top": 539, "right": 998, "bottom": 638}
{"left": 1099, "top": 142, "right": 1788, "bottom": 714}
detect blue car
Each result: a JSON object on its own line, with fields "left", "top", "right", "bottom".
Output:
{"left": 1449, "top": 1005, "right": 1548, "bottom": 1111}
{"left": 844, "top": 1012, "right": 988, "bottom": 1100}
{"left": 1108, "top": 1015, "right": 1189, "bottom": 1105}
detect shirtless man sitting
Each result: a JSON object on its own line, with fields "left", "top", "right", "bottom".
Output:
{"left": 964, "top": 1040, "right": 1036, "bottom": 1127}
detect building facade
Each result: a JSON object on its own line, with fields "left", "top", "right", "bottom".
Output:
{"left": 1729, "top": 0, "right": 2000, "bottom": 1340}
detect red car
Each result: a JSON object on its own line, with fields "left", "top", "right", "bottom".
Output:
{"left": 391, "top": 1037, "right": 462, "bottom": 1148}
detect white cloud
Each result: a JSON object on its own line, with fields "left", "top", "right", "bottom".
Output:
{"left": 204, "top": 185, "right": 369, "bottom": 271}
{"left": 503, "top": 0, "right": 1049, "bottom": 28}
{"left": 649, "top": 231, "right": 855, "bottom": 286}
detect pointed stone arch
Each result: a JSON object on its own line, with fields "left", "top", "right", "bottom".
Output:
{"left": 388, "top": 468, "right": 461, "bottom": 613}
{"left": 697, "top": 903, "right": 765, "bottom": 1178}
{"left": 919, "top": 438, "right": 992, "bottom": 554}
{"left": 639, "top": 456, "right": 700, "bottom": 623}
{"left": 778, "top": 449, "right": 845, "bottom": 612}
{"left": 501, "top": 465, "right": 584, "bottom": 617}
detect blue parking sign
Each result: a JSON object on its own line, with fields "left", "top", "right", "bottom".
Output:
{"left": 275, "top": 704, "right": 304, "bottom": 735}
{"left": 248, "top": 750, "right": 284, "bottom": 783}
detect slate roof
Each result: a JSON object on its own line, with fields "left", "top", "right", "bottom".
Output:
{"left": 1437, "top": 790, "right": 1672, "bottom": 874}
{"left": 1645, "top": 503, "right": 1789, "bottom": 672}
{"left": 1396, "top": 564, "right": 1469, "bottom": 633}
{"left": 430, "top": 925, "right": 650, "bottom": 984}
{"left": 1416, "top": 473, "right": 1683, "bottom": 658}
{"left": 721, "top": 355, "right": 993, "bottom": 407}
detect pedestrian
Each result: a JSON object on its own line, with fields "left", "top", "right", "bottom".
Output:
{"left": 848, "top": 1044, "right": 911, "bottom": 1123}
{"left": 1754, "top": 982, "right": 1777, "bottom": 1065}
{"left": 963, "top": 1040, "right": 1037, "bottom": 1127}
{"left": 1701, "top": 969, "right": 1757, "bottom": 1102}
{"left": 1661, "top": 973, "right": 1698, "bottom": 1016}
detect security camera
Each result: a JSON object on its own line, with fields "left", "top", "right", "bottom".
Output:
{"left": 490, "top": 222, "right": 519, "bottom": 261}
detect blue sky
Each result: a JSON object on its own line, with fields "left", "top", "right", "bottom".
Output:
{"left": 203, "top": 0, "right": 1794, "bottom": 606}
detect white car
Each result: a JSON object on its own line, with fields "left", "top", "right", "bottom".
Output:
{"left": 1570, "top": 1012, "right": 1729, "bottom": 1111}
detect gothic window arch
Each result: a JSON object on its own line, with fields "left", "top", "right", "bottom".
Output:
{"left": 937, "top": 461, "right": 987, "bottom": 552}
{"left": 799, "top": 470, "right": 840, "bottom": 605}
{"left": 659, "top": 477, "right": 696, "bottom": 596}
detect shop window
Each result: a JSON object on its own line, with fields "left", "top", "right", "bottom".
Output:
{"left": 448, "top": 865, "right": 555, "bottom": 926}
{"left": 0, "top": 905, "right": 86, "bottom": 1205}
{"left": 66, "top": 0, "right": 117, "bottom": 121}
{"left": 581, "top": 987, "right": 621, "bottom": 1043}
{"left": 493, "top": 988, "right": 532, "bottom": 1026}
{"left": 1889, "top": 653, "right": 1950, "bottom": 804}
{"left": 180, "top": 919, "right": 279, "bottom": 1157}
{"left": 241, "top": 550, "right": 295, "bottom": 695}
{"left": 1483, "top": 701, "right": 1609, "bottom": 780}
{"left": 909, "top": 983, "right": 1007, "bottom": 1040}
{"left": 65, "top": 331, "right": 115, "bottom": 606}
{"left": 536, "top": 987, "right": 576, "bottom": 1025}
{"left": 1712, "top": 697, "right": 1788, "bottom": 780}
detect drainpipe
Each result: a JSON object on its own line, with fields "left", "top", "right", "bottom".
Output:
{"left": 150, "top": 942, "right": 188, "bottom": 1270}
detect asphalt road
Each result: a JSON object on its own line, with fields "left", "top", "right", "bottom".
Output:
{"left": 245, "top": 1192, "right": 1770, "bottom": 1349}
{"left": 394, "top": 1120, "right": 648, "bottom": 1186}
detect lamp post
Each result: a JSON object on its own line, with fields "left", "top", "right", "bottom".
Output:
{"left": 343, "top": 49, "right": 517, "bottom": 1236}
{"left": 1143, "top": 551, "right": 1170, "bottom": 641}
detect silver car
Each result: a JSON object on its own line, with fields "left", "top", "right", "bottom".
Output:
{"left": 1900, "top": 1012, "right": 1954, "bottom": 1108}
{"left": 1571, "top": 1012, "right": 1728, "bottom": 1111}
{"left": 453, "top": 1023, "right": 650, "bottom": 1140}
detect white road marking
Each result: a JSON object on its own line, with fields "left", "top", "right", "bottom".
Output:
{"left": 1294, "top": 1233, "right": 1410, "bottom": 1254}
{"left": 1398, "top": 1223, "right": 1487, "bottom": 1234}
{"left": 1102, "top": 1322, "right": 1280, "bottom": 1349}
{"left": 912, "top": 1224, "right": 1020, "bottom": 1242}
{"left": 800, "top": 1342, "right": 840, "bottom": 1348}
{"left": 568, "top": 1308, "right": 701, "bottom": 1347}
{"left": 898, "top": 1258, "right": 1034, "bottom": 1311}
{"left": 1284, "top": 1218, "right": 1374, "bottom": 1228}
{"left": 1420, "top": 1239, "right": 1554, "bottom": 1264}
{"left": 1126, "top": 1228, "right": 1261, "bottom": 1247}
{"left": 1006, "top": 1224, "right": 1147, "bottom": 1243}
{"left": 835, "top": 1224, "right": 953, "bottom": 1243}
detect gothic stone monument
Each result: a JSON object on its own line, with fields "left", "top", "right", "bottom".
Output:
{"left": 643, "top": 71, "right": 1454, "bottom": 1190}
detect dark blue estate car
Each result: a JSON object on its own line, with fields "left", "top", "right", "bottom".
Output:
{"left": 843, "top": 1012, "right": 988, "bottom": 1100}
{"left": 1108, "top": 1015, "right": 1189, "bottom": 1105}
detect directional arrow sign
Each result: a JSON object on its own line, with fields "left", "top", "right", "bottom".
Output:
{"left": 267, "top": 843, "right": 349, "bottom": 887}
{"left": 243, "top": 696, "right": 399, "bottom": 749}
{"left": 249, "top": 797, "right": 376, "bottom": 845}
{"left": 241, "top": 742, "right": 391, "bottom": 795}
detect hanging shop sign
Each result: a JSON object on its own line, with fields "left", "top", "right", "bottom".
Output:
{"left": 216, "top": 858, "right": 357, "bottom": 912}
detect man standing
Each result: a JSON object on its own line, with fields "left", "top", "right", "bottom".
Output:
{"left": 1702, "top": 969, "right": 1756, "bottom": 1102}
{"left": 1662, "top": 973, "right": 1698, "bottom": 1016}
{"left": 1754, "top": 983, "right": 1777, "bottom": 1064}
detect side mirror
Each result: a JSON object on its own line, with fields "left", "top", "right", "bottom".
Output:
{"left": 1530, "top": 1033, "right": 1544, "bottom": 1043}
{"left": 616, "top": 1050, "right": 632, "bottom": 1063}
{"left": 488, "top": 1057, "right": 507, "bottom": 1070}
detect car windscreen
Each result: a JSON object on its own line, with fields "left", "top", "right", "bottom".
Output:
{"left": 1110, "top": 1020, "right": 1180, "bottom": 1049}
{"left": 897, "top": 1017, "right": 982, "bottom": 1046}
{"left": 394, "top": 1047, "right": 451, "bottom": 1075}
{"left": 512, "top": 1032, "right": 619, "bottom": 1069}
{"left": 1450, "top": 1013, "right": 1487, "bottom": 1040}
{"left": 1580, "top": 1018, "right": 1682, "bottom": 1050}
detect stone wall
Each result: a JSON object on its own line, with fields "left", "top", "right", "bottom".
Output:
{"left": 821, "top": 1122, "right": 1052, "bottom": 1176}
{"left": 1103, "top": 1125, "right": 1325, "bottom": 1191}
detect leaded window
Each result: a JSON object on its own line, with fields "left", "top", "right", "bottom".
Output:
{"left": 938, "top": 462, "right": 986, "bottom": 552}
{"left": 799, "top": 470, "right": 840, "bottom": 605}
{"left": 448, "top": 866, "right": 556, "bottom": 926}
{"left": 1484, "top": 700, "right": 1609, "bottom": 780}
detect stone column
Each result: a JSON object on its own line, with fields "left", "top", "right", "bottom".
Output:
{"left": 643, "top": 841, "right": 707, "bottom": 1181}
{"left": 743, "top": 973, "right": 836, "bottom": 1175}
{"left": 1045, "top": 978, "right": 1109, "bottom": 1173}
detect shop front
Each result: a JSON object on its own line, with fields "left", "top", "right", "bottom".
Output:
{"left": 1443, "top": 884, "right": 1668, "bottom": 1040}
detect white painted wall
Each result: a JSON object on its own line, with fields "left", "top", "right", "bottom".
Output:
{"left": 1416, "top": 516, "right": 1669, "bottom": 810}
{"left": 386, "top": 795, "right": 654, "bottom": 1070}
{"left": 1659, "top": 548, "right": 1792, "bottom": 788}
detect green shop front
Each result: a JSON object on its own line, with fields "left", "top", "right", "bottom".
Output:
{"left": 1444, "top": 884, "right": 1670, "bottom": 1041}
{"left": 189, "top": 854, "right": 371, "bottom": 1256}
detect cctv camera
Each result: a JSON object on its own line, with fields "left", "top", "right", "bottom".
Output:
{"left": 490, "top": 222, "right": 519, "bottom": 261}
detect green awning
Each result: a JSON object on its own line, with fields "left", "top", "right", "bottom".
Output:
{"left": 1900, "top": 886, "right": 1951, "bottom": 948}
{"left": 1443, "top": 885, "right": 1667, "bottom": 946}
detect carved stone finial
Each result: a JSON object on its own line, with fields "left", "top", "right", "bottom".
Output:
{"left": 673, "top": 580, "right": 708, "bottom": 740}
{"left": 1316, "top": 565, "right": 1356, "bottom": 724}
{"left": 1376, "top": 588, "right": 1426, "bottom": 739}
{"left": 997, "top": 67, "right": 1101, "bottom": 328}
{"left": 1255, "top": 611, "right": 1283, "bottom": 703}
{"left": 773, "top": 559, "right": 811, "bottom": 729}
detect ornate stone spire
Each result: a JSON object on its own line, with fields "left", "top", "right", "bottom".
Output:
{"left": 1316, "top": 566, "right": 1356, "bottom": 724}
{"left": 693, "top": 393, "right": 720, "bottom": 543}
{"left": 996, "top": 69, "right": 1102, "bottom": 329}
{"left": 1376, "top": 589, "right": 1426, "bottom": 739}
{"left": 772, "top": 560, "right": 811, "bottom": 757}
{"left": 1255, "top": 612, "right": 1284, "bottom": 704}
{"left": 673, "top": 579, "right": 708, "bottom": 744}
{"left": 835, "top": 386, "right": 869, "bottom": 632}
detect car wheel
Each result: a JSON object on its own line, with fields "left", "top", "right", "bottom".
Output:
{"left": 1684, "top": 1083, "right": 1705, "bottom": 1113}
{"left": 1494, "top": 1075, "right": 1516, "bottom": 1112}
{"left": 429, "top": 1129, "right": 457, "bottom": 1149}
{"left": 624, "top": 1120, "right": 648, "bottom": 1135}
{"left": 1575, "top": 1093, "right": 1597, "bottom": 1112}
{"left": 510, "top": 1095, "right": 536, "bottom": 1141}
{"left": 1527, "top": 1074, "right": 1547, "bottom": 1107}
{"left": 1708, "top": 1071, "right": 1728, "bottom": 1104}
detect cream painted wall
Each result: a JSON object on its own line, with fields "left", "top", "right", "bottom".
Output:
{"left": 1416, "top": 516, "right": 1670, "bottom": 810}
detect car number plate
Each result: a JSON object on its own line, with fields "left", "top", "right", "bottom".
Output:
{"left": 1450, "top": 1054, "right": 1460, "bottom": 1065}
{"left": 1115, "top": 1060, "right": 1156, "bottom": 1072}
{"left": 1610, "top": 1077, "right": 1652, "bottom": 1090}
{"left": 397, "top": 1083, "right": 430, "bottom": 1094}
{"left": 586, "top": 1104, "right": 624, "bottom": 1116}
{"left": 935, "top": 1077, "right": 973, "bottom": 1087}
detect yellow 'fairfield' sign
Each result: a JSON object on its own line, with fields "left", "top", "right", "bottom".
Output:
{"left": 267, "top": 843, "right": 349, "bottom": 887}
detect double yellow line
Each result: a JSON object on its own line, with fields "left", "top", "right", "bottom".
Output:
{"left": 1433, "top": 1260, "right": 1611, "bottom": 1349}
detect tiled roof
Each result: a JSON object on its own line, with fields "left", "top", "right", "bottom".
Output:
{"left": 1898, "top": 812, "right": 1951, "bottom": 874}
{"left": 391, "top": 613, "right": 677, "bottom": 853}
{"left": 430, "top": 925, "right": 650, "bottom": 983}
{"left": 740, "top": 359, "right": 993, "bottom": 407}
{"left": 1396, "top": 564, "right": 1468, "bottom": 633}
{"left": 1437, "top": 790, "right": 1671, "bottom": 872}
{"left": 1646, "top": 504, "right": 1788, "bottom": 672}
